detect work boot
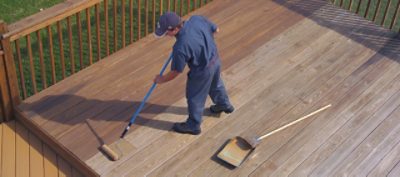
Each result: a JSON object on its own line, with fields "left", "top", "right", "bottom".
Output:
{"left": 172, "top": 122, "right": 201, "bottom": 135}
{"left": 210, "top": 104, "right": 235, "bottom": 114}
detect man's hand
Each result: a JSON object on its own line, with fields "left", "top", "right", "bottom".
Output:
{"left": 154, "top": 75, "right": 165, "bottom": 84}
{"left": 153, "top": 70, "right": 181, "bottom": 84}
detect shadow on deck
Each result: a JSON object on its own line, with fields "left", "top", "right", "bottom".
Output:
{"left": 15, "top": 0, "right": 400, "bottom": 176}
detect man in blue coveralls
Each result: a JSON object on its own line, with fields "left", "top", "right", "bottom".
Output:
{"left": 153, "top": 12, "right": 234, "bottom": 135}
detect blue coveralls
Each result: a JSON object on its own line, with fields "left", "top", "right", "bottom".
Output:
{"left": 171, "top": 16, "right": 232, "bottom": 130}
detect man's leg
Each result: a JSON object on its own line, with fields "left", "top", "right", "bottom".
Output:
{"left": 209, "top": 64, "right": 234, "bottom": 113}
{"left": 173, "top": 69, "right": 212, "bottom": 134}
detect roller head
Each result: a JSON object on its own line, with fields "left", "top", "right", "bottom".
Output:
{"left": 100, "top": 144, "right": 120, "bottom": 161}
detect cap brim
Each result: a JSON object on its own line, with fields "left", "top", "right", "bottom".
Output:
{"left": 154, "top": 28, "right": 166, "bottom": 38}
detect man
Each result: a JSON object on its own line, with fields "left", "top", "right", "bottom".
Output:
{"left": 154, "top": 12, "right": 234, "bottom": 135}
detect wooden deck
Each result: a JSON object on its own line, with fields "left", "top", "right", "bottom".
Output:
{"left": 0, "top": 120, "right": 84, "bottom": 177}
{"left": 16, "top": 0, "right": 400, "bottom": 176}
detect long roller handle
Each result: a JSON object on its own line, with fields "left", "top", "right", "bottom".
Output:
{"left": 257, "top": 104, "right": 332, "bottom": 141}
{"left": 120, "top": 54, "right": 173, "bottom": 138}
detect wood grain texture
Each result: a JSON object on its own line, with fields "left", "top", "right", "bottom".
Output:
{"left": 15, "top": 0, "right": 400, "bottom": 176}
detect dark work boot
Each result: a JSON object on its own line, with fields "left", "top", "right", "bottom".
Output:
{"left": 209, "top": 104, "right": 235, "bottom": 114}
{"left": 172, "top": 122, "right": 201, "bottom": 135}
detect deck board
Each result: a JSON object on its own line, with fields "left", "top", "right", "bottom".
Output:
{"left": 2, "top": 121, "right": 16, "bottom": 177}
{"left": 16, "top": 0, "right": 400, "bottom": 176}
{"left": 368, "top": 140, "right": 400, "bottom": 176}
{"left": 15, "top": 122, "right": 30, "bottom": 177}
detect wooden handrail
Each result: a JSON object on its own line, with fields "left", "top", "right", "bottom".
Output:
{"left": 3, "top": 0, "right": 101, "bottom": 41}
{"left": 0, "top": 22, "right": 21, "bottom": 122}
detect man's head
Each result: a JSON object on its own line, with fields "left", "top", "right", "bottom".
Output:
{"left": 155, "top": 12, "right": 181, "bottom": 37}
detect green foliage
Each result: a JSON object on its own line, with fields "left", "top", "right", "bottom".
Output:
{"left": 0, "top": 0, "right": 63, "bottom": 23}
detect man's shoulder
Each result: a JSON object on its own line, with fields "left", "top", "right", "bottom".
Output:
{"left": 188, "top": 15, "right": 206, "bottom": 22}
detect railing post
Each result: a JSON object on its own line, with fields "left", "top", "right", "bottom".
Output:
{"left": 0, "top": 21, "right": 21, "bottom": 122}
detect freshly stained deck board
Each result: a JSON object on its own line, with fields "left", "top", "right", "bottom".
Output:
{"left": 2, "top": 121, "right": 16, "bottom": 177}
{"left": 0, "top": 120, "right": 83, "bottom": 177}
{"left": 29, "top": 131, "right": 45, "bottom": 177}
{"left": 16, "top": 122, "right": 30, "bottom": 177}
{"left": 15, "top": 0, "right": 400, "bottom": 176}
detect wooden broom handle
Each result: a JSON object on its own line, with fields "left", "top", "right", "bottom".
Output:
{"left": 257, "top": 104, "right": 332, "bottom": 141}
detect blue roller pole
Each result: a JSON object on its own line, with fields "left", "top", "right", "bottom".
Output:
{"left": 120, "top": 54, "right": 173, "bottom": 138}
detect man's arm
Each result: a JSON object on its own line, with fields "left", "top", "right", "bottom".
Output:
{"left": 154, "top": 70, "right": 181, "bottom": 84}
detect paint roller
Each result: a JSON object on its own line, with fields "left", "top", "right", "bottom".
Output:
{"left": 100, "top": 54, "right": 173, "bottom": 161}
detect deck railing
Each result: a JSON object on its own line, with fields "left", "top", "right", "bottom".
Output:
{"left": 331, "top": 0, "right": 400, "bottom": 32}
{"left": 0, "top": 0, "right": 210, "bottom": 122}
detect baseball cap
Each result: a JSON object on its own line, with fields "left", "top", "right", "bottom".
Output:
{"left": 155, "top": 12, "right": 181, "bottom": 37}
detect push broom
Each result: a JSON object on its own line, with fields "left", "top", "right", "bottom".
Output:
{"left": 100, "top": 54, "right": 173, "bottom": 161}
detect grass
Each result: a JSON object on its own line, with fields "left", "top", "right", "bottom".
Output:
{"left": 0, "top": 0, "right": 63, "bottom": 23}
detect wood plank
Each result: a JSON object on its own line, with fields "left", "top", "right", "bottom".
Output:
{"left": 14, "top": 39, "right": 28, "bottom": 98}
{"left": 94, "top": 3, "right": 332, "bottom": 173}
{"left": 67, "top": 16, "right": 75, "bottom": 74}
{"left": 0, "top": 24, "right": 21, "bottom": 109}
{"left": 308, "top": 88, "right": 400, "bottom": 176}
{"left": 0, "top": 122, "right": 2, "bottom": 172}
{"left": 36, "top": 31, "right": 47, "bottom": 89}
{"left": 388, "top": 161, "right": 400, "bottom": 177}
{"left": 13, "top": 0, "right": 400, "bottom": 176}
{"left": 43, "top": 144, "right": 59, "bottom": 177}
{"left": 26, "top": 34, "right": 38, "bottom": 94}
{"left": 198, "top": 25, "right": 376, "bottom": 177}
{"left": 334, "top": 104, "right": 400, "bottom": 176}
{"left": 2, "top": 121, "right": 16, "bottom": 177}
{"left": 249, "top": 34, "right": 398, "bottom": 177}
{"left": 15, "top": 110, "right": 99, "bottom": 177}
{"left": 265, "top": 57, "right": 400, "bottom": 177}
{"left": 149, "top": 20, "right": 343, "bottom": 177}
{"left": 106, "top": 17, "right": 331, "bottom": 177}
{"left": 368, "top": 141, "right": 400, "bottom": 176}
{"left": 6, "top": 0, "right": 102, "bottom": 41}
{"left": 86, "top": 8, "right": 93, "bottom": 65}
{"left": 15, "top": 122, "right": 30, "bottom": 177}
{"left": 47, "top": 26, "right": 56, "bottom": 84}
{"left": 194, "top": 32, "right": 375, "bottom": 177}
{"left": 72, "top": 168, "right": 84, "bottom": 177}
{"left": 104, "top": 0, "right": 109, "bottom": 56}
{"left": 88, "top": 2, "right": 310, "bottom": 174}
{"left": 57, "top": 21, "right": 66, "bottom": 79}
{"left": 20, "top": 37, "right": 173, "bottom": 126}
{"left": 76, "top": 12, "right": 84, "bottom": 70}
{"left": 95, "top": 4, "right": 101, "bottom": 61}
{"left": 29, "top": 132, "right": 44, "bottom": 177}
{"left": 50, "top": 0, "right": 260, "bottom": 134}
{"left": 58, "top": 157, "right": 73, "bottom": 177}
{"left": 281, "top": 72, "right": 398, "bottom": 176}
{"left": 39, "top": 0, "right": 264, "bottom": 160}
